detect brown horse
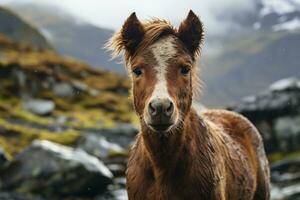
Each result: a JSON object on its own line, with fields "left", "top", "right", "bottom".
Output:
{"left": 107, "top": 10, "right": 270, "bottom": 200}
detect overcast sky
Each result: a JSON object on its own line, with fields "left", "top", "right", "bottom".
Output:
{"left": 0, "top": 0, "right": 257, "bottom": 36}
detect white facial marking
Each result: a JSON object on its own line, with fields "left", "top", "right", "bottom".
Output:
{"left": 150, "top": 36, "right": 177, "bottom": 101}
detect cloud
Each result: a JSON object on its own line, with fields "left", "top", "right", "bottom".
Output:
{"left": 0, "top": 0, "right": 257, "bottom": 36}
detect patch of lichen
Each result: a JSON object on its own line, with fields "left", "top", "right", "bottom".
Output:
{"left": 0, "top": 97, "right": 52, "bottom": 125}
{"left": 0, "top": 80, "right": 133, "bottom": 156}
{"left": 0, "top": 118, "right": 80, "bottom": 156}
{"left": 38, "top": 88, "right": 135, "bottom": 128}
{"left": 0, "top": 89, "right": 136, "bottom": 130}
{"left": 52, "top": 96, "right": 136, "bottom": 129}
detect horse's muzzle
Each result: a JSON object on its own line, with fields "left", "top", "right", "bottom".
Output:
{"left": 146, "top": 98, "right": 175, "bottom": 132}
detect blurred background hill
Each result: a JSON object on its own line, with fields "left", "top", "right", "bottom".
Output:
{"left": 0, "top": 6, "right": 51, "bottom": 49}
{"left": 6, "top": 3, "right": 123, "bottom": 72}
{"left": 201, "top": 0, "right": 300, "bottom": 106}
{"left": 0, "top": 0, "right": 299, "bottom": 199}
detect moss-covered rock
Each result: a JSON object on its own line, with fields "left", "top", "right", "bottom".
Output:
{"left": 0, "top": 34, "right": 136, "bottom": 157}
{"left": 0, "top": 118, "right": 80, "bottom": 156}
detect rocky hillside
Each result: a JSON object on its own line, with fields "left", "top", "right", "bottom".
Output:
{"left": 0, "top": 33, "right": 137, "bottom": 199}
{"left": 0, "top": 33, "right": 135, "bottom": 154}
{"left": 0, "top": 7, "right": 51, "bottom": 49}
{"left": 0, "top": 6, "right": 134, "bottom": 199}
{"left": 5, "top": 3, "right": 124, "bottom": 73}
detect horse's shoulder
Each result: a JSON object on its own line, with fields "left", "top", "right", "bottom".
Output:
{"left": 201, "top": 109, "right": 255, "bottom": 131}
{"left": 201, "top": 109, "right": 247, "bottom": 121}
{"left": 200, "top": 109, "right": 263, "bottom": 149}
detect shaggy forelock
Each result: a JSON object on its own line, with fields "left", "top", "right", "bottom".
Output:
{"left": 106, "top": 19, "right": 177, "bottom": 67}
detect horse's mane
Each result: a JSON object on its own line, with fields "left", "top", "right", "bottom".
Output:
{"left": 106, "top": 19, "right": 177, "bottom": 65}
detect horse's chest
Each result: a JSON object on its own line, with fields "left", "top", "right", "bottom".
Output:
{"left": 138, "top": 173, "right": 217, "bottom": 200}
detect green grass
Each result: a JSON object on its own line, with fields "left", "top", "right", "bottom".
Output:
{"left": 0, "top": 118, "right": 80, "bottom": 157}
{"left": 268, "top": 151, "right": 300, "bottom": 163}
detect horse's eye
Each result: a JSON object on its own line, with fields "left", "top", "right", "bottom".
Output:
{"left": 133, "top": 68, "right": 143, "bottom": 76}
{"left": 180, "top": 66, "right": 190, "bottom": 76}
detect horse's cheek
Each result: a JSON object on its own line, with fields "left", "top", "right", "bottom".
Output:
{"left": 133, "top": 81, "right": 147, "bottom": 115}
{"left": 177, "top": 83, "right": 192, "bottom": 114}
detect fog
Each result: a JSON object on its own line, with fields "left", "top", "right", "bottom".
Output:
{"left": 0, "top": 0, "right": 257, "bottom": 36}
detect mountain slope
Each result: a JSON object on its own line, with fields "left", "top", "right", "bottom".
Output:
{"left": 201, "top": 29, "right": 300, "bottom": 107}
{"left": 0, "top": 6, "right": 51, "bottom": 49}
{"left": 200, "top": 0, "right": 300, "bottom": 107}
{"left": 255, "top": 0, "right": 300, "bottom": 31}
{"left": 6, "top": 3, "right": 124, "bottom": 72}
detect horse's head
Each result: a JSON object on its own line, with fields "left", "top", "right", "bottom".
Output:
{"left": 108, "top": 10, "right": 204, "bottom": 133}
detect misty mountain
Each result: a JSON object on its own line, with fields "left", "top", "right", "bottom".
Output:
{"left": 201, "top": 30, "right": 300, "bottom": 106}
{"left": 0, "top": 6, "right": 51, "bottom": 49}
{"left": 6, "top": 3, "right": 124, "bottom": 73}
{"left": 254, "top": 0, "right": 300, "bottom": 31}
{"left": 200, "top": 0, "right": 300, "bottom": 107}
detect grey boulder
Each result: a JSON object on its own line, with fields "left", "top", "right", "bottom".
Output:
{"left": 77, "top": 133, "right": 124, "bottom": 159}
{"left": 23, "top": 99, "right": 55, "bottom": 116}
{"left": 0, "top": 140, "right": 113, "bottom": 198}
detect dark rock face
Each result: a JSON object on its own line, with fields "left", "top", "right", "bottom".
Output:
{"left": 0, "top": 192, "right": 45, "bottom": 200}
{"left": 0, "top": 147, "right": 8, "bottom": 167}
{"left": 271, "top": 158, "right": 300, "bottom": 200}
{"left": 229, "top": 77, "right": 300, "bottom": 154}
{"left": 229, "top": 77, "right": 300, "bottom": 119}
{"left": 271, "top": 158, "right": 300, "bottom": 185}
{"left": 0, "top": 140, "right": 113, "bottom": 198}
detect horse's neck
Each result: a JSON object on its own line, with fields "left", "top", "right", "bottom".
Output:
{"left": 141, "top": 108, "right": 211, "bottom": 173}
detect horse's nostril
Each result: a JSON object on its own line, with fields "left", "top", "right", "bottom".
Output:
{"left": 148, "top": 102, "right": 156, "bottom": 116}
{"left": 165, "top": 102, "right": 174, "bottom": 116}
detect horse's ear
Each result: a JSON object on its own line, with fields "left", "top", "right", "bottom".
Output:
{"left": 178, "top": 10, "right": 204, "bottom": 57}
{"left": 121, "top": 12, "right": 145, "bottom": 56}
